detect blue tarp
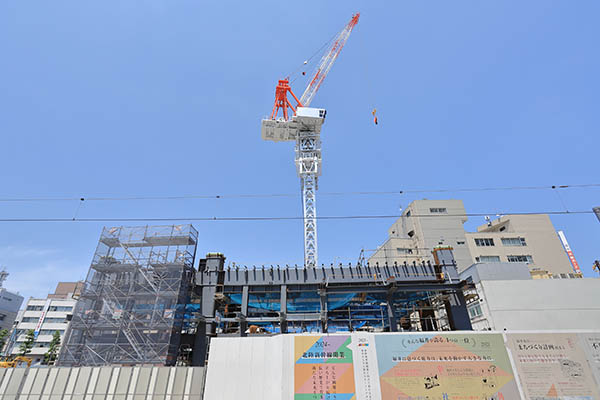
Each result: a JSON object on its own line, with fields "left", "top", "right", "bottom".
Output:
{"left": 227, "top": 292, "right": 357, "bottom": 312}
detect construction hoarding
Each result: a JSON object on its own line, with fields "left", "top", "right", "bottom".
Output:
{"left": 203, "top": 331, "right": 600, "bottom": 400}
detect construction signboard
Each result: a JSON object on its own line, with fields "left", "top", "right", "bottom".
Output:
{"left": 375, "top": 333, "right": 519, "bottom": 400}
{"left": 505, "top": 332, "right": 600, "bottom": 399}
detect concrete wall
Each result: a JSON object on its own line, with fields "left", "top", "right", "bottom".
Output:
{"left": 369, "top": 200, "right": 473, "bottom": 271}
{"left": 0, "top": 366, "right": 204, "bottom": 399}
{"left": 460, "top": 262, "right": 532, "bottom": 283}
{"left": 478, "top": 278, "right": 600, "bottom": 330}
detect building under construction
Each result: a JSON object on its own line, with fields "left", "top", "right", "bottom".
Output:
{"left": 189, "top": 247, "right": 472, "bottom": 364}
{"left": 57, "top": 224, "right": 472, "bottom": 367}
{"left": 58, "top": 225, "right": 198, "bottom": 366}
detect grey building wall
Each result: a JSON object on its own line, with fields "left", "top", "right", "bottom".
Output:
{"left": 369, "top": 200, "right": 473, "bottom": 271}
{"left": 460, "top": 262, "right": 533, "bottom": 284}
{"left": 464, "top": 276, "right": 600, "bottom": 331}
{"left": 0, "top": 288, "right": 24, "bottom": 331}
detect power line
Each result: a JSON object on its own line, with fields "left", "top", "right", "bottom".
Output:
{"left": 0, "top": 210, "right": 593, "bottom": 223}
{"left": 0, "top": 183, "right": 598, "bottom": 203}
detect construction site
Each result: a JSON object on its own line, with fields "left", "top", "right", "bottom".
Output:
{"left": 0, "top": 7, "right": 599, "bottom": 400}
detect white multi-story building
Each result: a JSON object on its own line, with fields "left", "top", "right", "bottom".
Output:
{"left": 9, "top": 282, "right": 81, "bottom": 364}
{"left": 369, "top": 199, "right": 578, "bottom": 277}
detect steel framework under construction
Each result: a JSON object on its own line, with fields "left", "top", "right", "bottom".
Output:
{"left": 58, "top": 225, "right": 198, "bottom": 366}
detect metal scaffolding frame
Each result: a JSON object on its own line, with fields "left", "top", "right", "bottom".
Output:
{"left": 58, "top": 225, "right": 198, "bottom": 366}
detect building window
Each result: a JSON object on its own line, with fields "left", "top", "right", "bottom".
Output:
{"left": 507, "top": 255, "right": 533, "bottom": 263}
{"left": 49, "top": 306, "right": 73, "bottom": 312}
{"left": 429, "top": 208, "right": 447, "bottom": 214}
{"left": 43, "top": 318, "right": 67, "bottom": 324}
{"left": 456, "top": 241, "right": 465, "bottom": 245}
{"left": 39, "top": 329, "right": 62, "bottom": 335}
{"left": 476, "top": 256, "right": 501, "bottom": 263}
{"left": 26, "top": 305, "right": 44, "bottom": 311}
{"left": 21, "top": 317, "right": 39, "bottom": 323}
{"left": 501, "top": 237, "right": 527, "bottom": 246}
{"left": 396, "top": 248, "right": 413, "bottom": 255}
{"left": 405, "top": 211, "right": 411, "bottom": 217}
{"left": 474, "top": 238, "right": 495, "bottom": 247}
{"left": 468, "top": 304, "right": 483, "bottom": 318}
{"left": 0, "top": 314, "right": 5, "bottom": 321}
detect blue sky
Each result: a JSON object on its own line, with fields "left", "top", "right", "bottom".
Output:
{"left": 1, "top": 1, "right": 599, "bottom": 299}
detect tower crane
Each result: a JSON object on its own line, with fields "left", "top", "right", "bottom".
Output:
{"left": 261, "top": 13, "right": 360, "bottom": 268}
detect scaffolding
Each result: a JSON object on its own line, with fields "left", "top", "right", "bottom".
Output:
{"left": 58, "top": 225, "right": 198, "bottom": 366}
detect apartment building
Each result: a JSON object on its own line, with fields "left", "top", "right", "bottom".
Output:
{"left": 369, "top": 199, "right": 577, "bottom": 276}
{"left": 8, "top": 282, "right": 82, "bottom": 364}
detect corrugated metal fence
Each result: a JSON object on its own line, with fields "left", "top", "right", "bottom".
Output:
{"left": 0, "top": 366, "right": 204, "bottom": 400}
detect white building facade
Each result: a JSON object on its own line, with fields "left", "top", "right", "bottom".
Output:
{"left": 8, "top": 282, "right": 81, "bottom": 364}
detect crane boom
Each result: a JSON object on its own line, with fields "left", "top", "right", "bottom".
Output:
{"left": 300, "top": 13, "right": 359, "bottom": 107}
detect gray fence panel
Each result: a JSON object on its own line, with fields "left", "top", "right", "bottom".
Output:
{"left": 29, "top": 368, "right": 49, "bottom": 400}
{"left": 72, "top": 367, "right": 91, "bottom": 400}
{"left": 189, "top": 367, "right": 205, "bottom": 400}
{"left": 50, "top": 368, "right": 71, "bottom": 399}
{"left": 4, "top": 368, "right": 26, "bottom": 400}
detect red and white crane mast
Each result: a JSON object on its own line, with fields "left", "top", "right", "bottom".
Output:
{"left": 261, "top": 13, "right": 360, "bottom": 268}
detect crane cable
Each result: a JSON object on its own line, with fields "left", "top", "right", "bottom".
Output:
{"left": 288, "top": 19, "right": 350, "bottom": 85}
{"left": 357, "top": 16, "right": 378, "bottom": 125}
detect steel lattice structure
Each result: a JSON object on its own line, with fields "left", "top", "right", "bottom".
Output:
{"left": 295, "top": 128, "right": 321, "bottom": 267}
{"left": 58, "top": 225, "right": 198, "bottom": 366}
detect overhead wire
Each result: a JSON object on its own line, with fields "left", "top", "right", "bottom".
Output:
{"left": 0, "top": 183, "right": 598, "bottom": 203}
{"left": 0, "top": 210, "right": 593, "bottom": 223}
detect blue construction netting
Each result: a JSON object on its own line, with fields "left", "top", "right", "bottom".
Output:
{"left": 227, "top": 291, "right": 357, "bottom": 312}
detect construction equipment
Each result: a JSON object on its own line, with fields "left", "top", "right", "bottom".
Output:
{"left": 0, "top": 356, "right": 32, "bottom": 368}
{"left": 261, "top": 13, "right": 360, "bottom": 268}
